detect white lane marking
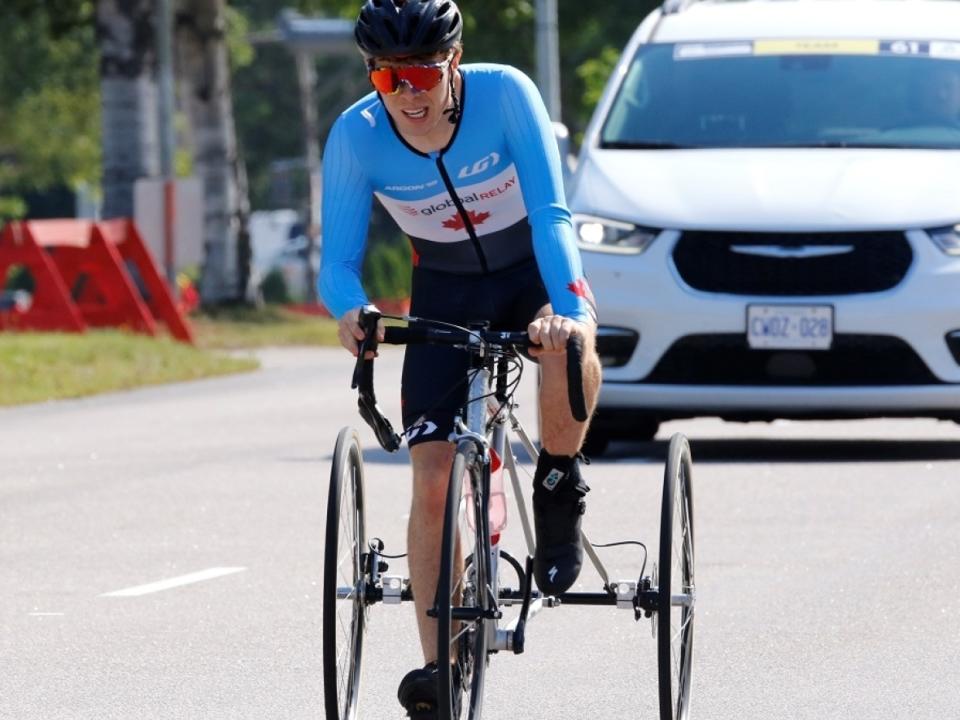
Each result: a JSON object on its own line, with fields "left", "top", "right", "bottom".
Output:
{"left": 100, "top": 567, "right": 247, "bottom": 597}
{"left": 28, "top": 612, "right": 65, "bottom": 617}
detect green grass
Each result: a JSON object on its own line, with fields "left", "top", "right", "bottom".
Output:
{"left": 0, "top": 306, "right": 341, "bottom": 407}
{"left": 191, "top": 305, "right": 340, "bottom": 349}
{"left": 0, "top": 330, "right": 258, "bottom": 407}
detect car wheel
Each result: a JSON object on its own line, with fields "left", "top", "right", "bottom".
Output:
{"left": 581, "top": 426, "right": 611, "bottom": 457}
{"left": 635, "top": 416, "right": 660, "bottom": 442}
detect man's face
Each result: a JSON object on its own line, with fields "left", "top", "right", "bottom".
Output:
{"left": 918, "top": 64, "right": 960, "bottom": 123}
{"left": 371, "top": 51, "right": 460, "bottom": 138}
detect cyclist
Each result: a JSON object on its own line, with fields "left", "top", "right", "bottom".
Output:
{"left": 319, "top": 0, "right": 601, "bottom": 715}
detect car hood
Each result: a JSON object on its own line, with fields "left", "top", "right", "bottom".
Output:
{"left": 570, "top": 148, "right": 960, "bottom": 231}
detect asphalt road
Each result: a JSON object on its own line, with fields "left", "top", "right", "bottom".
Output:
{"left": 2, "top": 347, "right": 960, "bottom": 719}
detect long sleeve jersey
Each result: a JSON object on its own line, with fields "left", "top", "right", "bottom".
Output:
{"left": 319, "top": 63, "right": 595, "bottom": 324}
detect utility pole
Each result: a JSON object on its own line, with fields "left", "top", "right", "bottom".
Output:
{"left": 274, "top": 10, "right": 355, "bottom": 305}
{"left": 157, "top": 0, "right": 177, "bottom": 286}
{"left": 535, "top": 0, "right": 562, "bottom": 121}
{"left": 295, "top": 50, "right": 321, "bottom": 304}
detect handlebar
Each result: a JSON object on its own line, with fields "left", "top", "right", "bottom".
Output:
{"left": 380, "top": 324, "right": 588, "bottom": 423}
{"left": 351, "top": 305, "right": 589, "bottom": 452}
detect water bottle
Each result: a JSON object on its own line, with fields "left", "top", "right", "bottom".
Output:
{"left": 488, "top": 448, "right": 508, "bottom": 536}
{"left": 464, "top": 448, "right": 508, "bottom": 536}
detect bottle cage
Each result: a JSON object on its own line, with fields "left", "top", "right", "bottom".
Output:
{"left": 352, "top": 306, "right": 402, "bottom": 453}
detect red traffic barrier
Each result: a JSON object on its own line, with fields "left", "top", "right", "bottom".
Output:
{"left": 0, "top": 219, "right": 194, "bottom": 344}
{"left": 94, "top": 219, "right": 194, "bottom": 344}
{"left": 0, "top": 222, "right": 85, "bottom": 333}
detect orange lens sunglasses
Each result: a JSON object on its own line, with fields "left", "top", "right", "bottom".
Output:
{"left": 368, "top": 58, "right": 450, "bottom": 95}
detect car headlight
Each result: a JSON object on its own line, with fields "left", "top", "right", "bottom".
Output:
{"left": 573, "top": 214, "right": 660, "bottom": 255}
{"left": 927, "top": 224, "right": 960, "bottom": 255}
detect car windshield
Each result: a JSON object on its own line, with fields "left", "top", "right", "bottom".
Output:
{"left": 601, "top": 40, "right": 960, "bottom": 149}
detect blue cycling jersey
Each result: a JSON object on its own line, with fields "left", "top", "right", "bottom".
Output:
{"left": 319, "top": 63, "right": 595, "bottom": 324}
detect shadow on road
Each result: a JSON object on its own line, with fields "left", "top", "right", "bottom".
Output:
{"left": 280, "top": 447, "right": 412, "bottom": 465}
{"left": 360, "top": 442, "right": 536, "bottom": 466}
{"left": 361, "top": 446, "right": 411, "bottom": 465}
{"left": 596, "top": 437, "right": 960, "bottom": 464}
{"left": 304, "top": 437, "right": 960, "bottom": 466}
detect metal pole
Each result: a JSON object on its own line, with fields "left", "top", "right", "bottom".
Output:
{"left": 295, "top": 51, "right": 321, "bottom": 304}
{"left": 535, "top": 0, "right": 562, "bottom": 121}
{"left": 157, "top": 0, "right": 177, "bottom": 286}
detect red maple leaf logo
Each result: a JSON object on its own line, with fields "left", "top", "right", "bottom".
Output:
{"left": 567, "top": 278, "right": 593, "bottom": 300}
{"left": 441, "top": 210, "right": 491, "bottom": 231}
{"left": 567, "top": 278, "right": 599, "bottom": 321}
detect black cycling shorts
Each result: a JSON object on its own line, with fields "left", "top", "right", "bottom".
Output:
{"left": 401, "top": 258, "right": 549, "bottom": 447}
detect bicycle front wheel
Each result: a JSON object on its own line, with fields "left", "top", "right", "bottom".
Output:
{"left": 437, "top": 440, "right": 491, "bottom": 720}
{"left": 323, "top": 427, "right": 367, "bottom": 720}
{"left": 657, "top": 433, "right": 695, "bottom": 720}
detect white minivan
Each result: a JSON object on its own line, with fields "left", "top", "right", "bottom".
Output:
{"left": 567, "top": 0, "right": 960, "bottom": 454}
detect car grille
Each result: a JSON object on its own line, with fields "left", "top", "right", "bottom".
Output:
{"left": 672, "top": 231, "right": 912, "bottom": 295}
{"left": 644, "top": 334, "right": 938, "bottom": 385}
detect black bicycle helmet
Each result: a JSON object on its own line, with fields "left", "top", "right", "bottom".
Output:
{"left": 355, "top": 0, "right": 462, "bottom": 58}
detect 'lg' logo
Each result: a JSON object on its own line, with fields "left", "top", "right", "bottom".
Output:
{"left": 457, "top": 152, "right": 500, "bottom": 179}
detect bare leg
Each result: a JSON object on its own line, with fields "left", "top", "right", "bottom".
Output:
{"left": 408, "top": 440, "right": 457, "bottom": 663}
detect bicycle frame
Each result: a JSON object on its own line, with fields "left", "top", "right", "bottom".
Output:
{"left": 445, "top": 348, "right": 662, "bottom": 660}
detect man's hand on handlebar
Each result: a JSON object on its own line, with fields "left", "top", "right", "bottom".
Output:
{"left": 339, "top": 305, "right": 385, "bottom": 358}
{"left": 527, "top": 314, "right": 591, "bottom": 357}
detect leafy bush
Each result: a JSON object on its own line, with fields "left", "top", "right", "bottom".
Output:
{"left": 4, "top": 264, "right": 34, "bottom": 293}
{"left": 0, "top": 196, "right": 27, "bottom": 222}
{"left": 363, "top": 236, "right": 411, "bottom": 300}
{"left": 259, "top": 268, "right": 290, "bottom": 304}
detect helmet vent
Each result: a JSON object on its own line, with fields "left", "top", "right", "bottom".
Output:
{"left": 355, "top": 0, "right": 462, "bottom": 57}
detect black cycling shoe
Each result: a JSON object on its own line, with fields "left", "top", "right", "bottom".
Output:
{"left": 532, "top": 450, "right": 589, "bottom": 596}
{"left": 397, "top": 663, "right": 439, "bottom": 719}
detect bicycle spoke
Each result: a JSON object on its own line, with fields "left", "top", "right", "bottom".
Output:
{"left": 449, "top": 569, "right": 468, "bottom": 601}
{"left": 671, "top": 609, "right": 693, "bottom": 644}
{"left": 337, "top": 648, "right": 349, "bottom": 694}
{"left": 337, "top": 608, "right": 353, "bottom": 638}
{"left": 335, "top": 604, "right": 360, "bottom": 700}
{"left": 336, "top": 551, "right": 354, "bottom": 578}
{"left": 449, "top": 620, "right": 476, "bottom": 647}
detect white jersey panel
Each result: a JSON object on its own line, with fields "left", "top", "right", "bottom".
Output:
{"left": 374, "top": 164, "right": 527, "bottom": 242}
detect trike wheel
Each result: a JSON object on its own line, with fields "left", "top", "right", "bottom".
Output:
{"left": 657, "top": 433, "right": 695, "bottom": 720}
{"left": 323, "top": 427, "right": 367, "bottom": 720}
{"left": 437, "top": 440, "right": 490, "bottom": 720}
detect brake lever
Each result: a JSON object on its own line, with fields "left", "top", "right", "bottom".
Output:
{"left": 351, "top": 305, "right": 381, "bottom": 390}
{"left": 350, "top": 305, "right": 402, "bottom": 453}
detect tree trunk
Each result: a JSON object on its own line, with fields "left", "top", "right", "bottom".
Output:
{"left": 175, "top": 0, "right": 249, "bottom": 304}
{"left": 96, "top": 0, "right": 160, "bottom": 219}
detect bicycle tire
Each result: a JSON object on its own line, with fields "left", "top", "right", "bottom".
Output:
{"left": 657, "top": 433, "right": 696, "bottom": 720}
{"left": 323, "top": 427, "right": 367, "bottom": 720}
{"left": 437, "top": 439, "right": 491, "bottom": 720}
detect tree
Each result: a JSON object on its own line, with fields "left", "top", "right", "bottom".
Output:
{"left": 96, "top": 0, "right": 161, "bottom": 219}
{"left": 0, "top": 1, "right": 100, "bottom": 220}
{"left": 93, "top": 0, "right": 252, "bottom": 303}
{"left": 175, "top": 0, "right": 251, "bottom": 302}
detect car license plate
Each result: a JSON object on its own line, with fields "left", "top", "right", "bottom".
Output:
{"left": 746, "top": 304, "right": 833, "bottom": 350}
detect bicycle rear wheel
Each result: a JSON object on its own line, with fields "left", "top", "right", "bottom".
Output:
{"left": 437, "top": 440, "right": 491, "bottom": 720}
{"left": 323, "top": 427, "right": 367, "bottom": 720}
{"left": 657, "top": 433, "right": 695, "bottom": 720}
